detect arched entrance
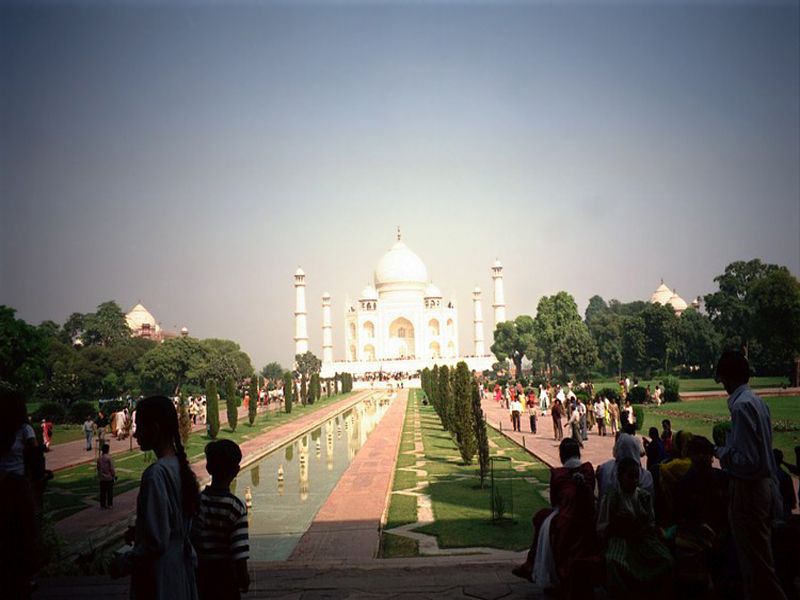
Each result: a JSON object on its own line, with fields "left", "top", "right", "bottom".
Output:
{"left": 388, "top": 317, "right": 415, "bottom": 358}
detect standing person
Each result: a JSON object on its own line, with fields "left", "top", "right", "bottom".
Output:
{"left": 97, "top": 443, "right": 116, "bottom": 509}
{"left": 577, "top": 398, "right": 588, "bottom": 441}
{"left": 96, "top": 411, "right": 108, "bottom": 448}
{"left": 552, "top": 399, "right": 564, "bottom": 441}
{"left": 608, "top": 400, "right": 620, "bottom": 436}
{"left": 510, "top": 395, "right": 522, "bottom": 432}
{"left": 661, "top": 419, "right": 674, "bottom": 453}
{"left": 192, "top": 440, "right": 250, "bottom": 600}
{"left": 41, "top": 420, "right": 52, "bottom": 450}
{"left": 567, "top": 402, "right": 583, "bottom": 448}
{"left": 539, "top": 385, "right": 550, "bottom": 411}
{"left": 83, "top": 415, "right": 95, "bottom": 452}
{"left": 594, "top": 398, "right": 607, "bottom": 436}
{"left": 642, "top": 427, "right": 667, "bottom": 472}
{"left": 110, "top": 395, "right": 200, "bottom": 600}
{"left": 526, "top": 393, "right": 538, "bottom": 434}
{"left": 714, "top": 351, "right": 787, "bottom": 600}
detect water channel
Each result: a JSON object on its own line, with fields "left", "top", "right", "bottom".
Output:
{"left": 230, "top": 392, "right": 393, "bottom": 560}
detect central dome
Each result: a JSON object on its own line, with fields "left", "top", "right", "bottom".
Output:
{"left": 374, "top": 240, "right": 428, "bottom": 299}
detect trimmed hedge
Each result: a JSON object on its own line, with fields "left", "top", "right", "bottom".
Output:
{"left": 68, "top": 400, "right": 97, "bottom": 424}
{"left": 664, "top": 376, "right": 681, "bottom": 402}
{"left": 628, "top": 386, "right": 648, "bottom": 405}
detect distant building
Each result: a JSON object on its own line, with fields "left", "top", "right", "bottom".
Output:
{"left": 650, "top": 281, "right": 700, "bottom": 316}
{"left": 125, "top": 303, "right": 186, "bottom": 341}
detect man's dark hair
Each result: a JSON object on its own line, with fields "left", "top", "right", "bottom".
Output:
{"left": 102, "top": 444, "right": 110, "bottom": 454}
{"left": 686, "top": 436, "right": 714, "bottom": 457}
{"left": 716, "top": 350, "right": 750, "bottom": 383}
{"left": 205, "top": 439, "right": 243, "bottom": 478}
{"left": 559, "top": 438, "right": 581, "bottom": 463}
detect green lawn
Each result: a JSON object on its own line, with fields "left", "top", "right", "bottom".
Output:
{"left": 592, "top": 376, "right": 789, "bottom": 394}
{"left": 646, "top": 396, "right": 800, "bottom": 458}
{"left": 381, "top": 389, "right": 550, "bottom": 557}
{"left": 43, "top": 392, "right": 357, "bottom": 522}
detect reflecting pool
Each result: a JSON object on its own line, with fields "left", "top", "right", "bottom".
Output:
{"left": 231, "top": 393, "right": 392, "bottom": 560}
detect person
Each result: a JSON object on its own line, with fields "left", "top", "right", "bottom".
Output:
{"left": 96, "top": 411, "right": 108, "bottom": 448}
{"left": 576, "top": 398, "right": 588, "bottom": 440}
{"left": 661, "top": 419, "right": 674, "bottom": 453}
{"left": 657, "top": 430, "right": 694, "bottom": 526}
{"left": 41, "top": 419, "right": 52, "bottom": 450}
{"left": 110, "top": 395, "right": 200, "bottom": 600}
{"left": 539, "top": 385, "right": 550, "bottom": 411}
{"left": 526, "top": 393, "right": 537, "bottom": 434}
{"left": 713, "top": 350, "right": 787, "bottom": 600}
{"left": 192, "top": 440, "right": 250, "bottom": 600}
{"left": 773, "top": 448, "right": 797, "bottom": 521}
{"left": 594, "top": 397, "right": 607, "bottom": 436}
{"left": 510, "top": 395, "right": 522, "bottom": 432}
{"left": 97, "top": 443, "right": 117, "bottom": 509}
{"left": 115, "top": 410, "right": 127, "bottom": 440}
{"left": 643, "top": 427, "right": 667, "bottom": 472}
{"left": 83, "top": 415, "right": 95, "bottom": 452}
{"left": 551, "top": 399, "right": 563, "bottom": 441}
{"left": 512, "top": 438, "right": 601, "bottom": 599}
{"left": 567, "top": 402, "right": 583, "bottom": 448}
{"left": 608, "top": 400, "right": 620, "bottom": 436}
{"left": 596, "top": 429, "right": 652, "bottom": 510}
{"left": 597, "top": 457, "right": 673, "bottom": 599}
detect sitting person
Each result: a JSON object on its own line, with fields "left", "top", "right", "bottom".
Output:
{"left": 642, "top": 427, "right": 667, "bottom": 472}
{"left": 512, "top": 438, "right": 602, "bottom": 599}
{"left": 596, "top": 427, "right": 652, "bottom": 511}
{"left": 598, "top": 457, "right": 674, "bottom": 599}
{"left": 657, "top": 430, "right": 694, "bottom": 527}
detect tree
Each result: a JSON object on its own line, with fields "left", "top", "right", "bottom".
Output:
{"left": 430, "top": 365, "right": 440, "bottom": 411}
{"left": 750, "top": 269, "right": 800, "bottom": 373}
{"left": 588, "top": 312, "right": 623, "bottom": 377}
{"left": 584, "top": 295, "right": 608, "bottom": 325}
{"left": 248, "top": 376, "right": 258, "bottom": 425}
{"left": 471, "top": 378, "right": 490, "bottom": 486}
{"left": 437, "top": 365, "right": 452, "bottom": 430}
{"left": 0, "top": 306, "right": 48, "bottom": 395}
{"left": 640, "top": 303, "right": 683, "bottom": 374}
{"left": 81, "top": 301, "right": 131, "bottom": 347}
{"left": 679, "top": 308, "right": 721, "bottom": 376}
{"left": 308, "top": 373, "right": 318, "bottom": 405}
{"left": 178, "top": 390, "right": 192, "bottom": 445}
{"left": 491, "top": 315, "right": 536, "bottom": 378}
{"left": 201, "top": 338, "right": 254, "bottom": 384}
{"left": 533, "top": 292, "right": 582, "bottom": 377}
{"left": 300, "top": 372, "right": 308, "bottom": 406}
{"left": 61, "top": 312, "right": 85, "bottom": 345}
{"left": 138, "top": 337, "right": 206, "bottom": 396}
{"left": 295, "top": 352, "right": 322, "bottom": 379}
{"left": 261, "top": 361, "right": 284, "bottom": 383}
{"left": 206, "top": 379, "right": 220, "bottom": 439}
{"left": 283, "top": 372, "right": 293, "bottom": 413}
{"left": 704, "top": 259, "right": 784, "bottom": 359}
{"left": 452, "top": 362, "right": 477, "bottom": 464}
{"left": 224, "top": 376, "right": 238, "bottom": 432}
{"left": 552, "top": 321, "right": 598, "bottom": 378}
{"left": 621, "top": 315, "right": 647, "bottom": 375}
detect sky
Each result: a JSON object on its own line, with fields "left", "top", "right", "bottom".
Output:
{"left": 1, "top": 0, "right": 798, "bottom": 370}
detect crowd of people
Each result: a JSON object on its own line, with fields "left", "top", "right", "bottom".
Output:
{"left": 510, "top": 351, "right": 799, "bottom": 600}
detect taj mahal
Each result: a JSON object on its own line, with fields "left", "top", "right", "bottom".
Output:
{"left": 294, "top": 230, "right": 501, "bottom": 377}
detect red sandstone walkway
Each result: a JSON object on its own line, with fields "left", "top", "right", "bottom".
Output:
{"left": 289, "top": 389, "right": 409, "bottom": 562}
{"left": 55, "top": 391, "right": 373, "bottom": 557}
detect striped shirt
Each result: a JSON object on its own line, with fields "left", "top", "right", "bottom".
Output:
{"left": 193, "top": 486, "right": 249, "bottom": 562}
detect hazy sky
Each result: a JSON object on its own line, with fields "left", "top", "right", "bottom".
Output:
{"left": 1, "top": 0, "right": 798, "bottom": 370}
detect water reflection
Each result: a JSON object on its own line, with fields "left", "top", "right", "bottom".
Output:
{"left": 233, "top": 394, "right": 392, "bottom": 561}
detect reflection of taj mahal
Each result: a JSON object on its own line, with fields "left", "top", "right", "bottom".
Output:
{"left": 296, "top": 230, "right": 502, "bottom": 377}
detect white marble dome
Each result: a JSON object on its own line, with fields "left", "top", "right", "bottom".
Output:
{"left": 650, "top": 282, "right": 673, "bottom": 305}
{"left": 667, "top": 292, "right": 688, "bottom": 313}
{"left": 360, "top": 285, "right": 378, "bottom": 301}
{"left": 126, "top": 303, "right": 159, "bottom": 332}
{"left": 425, "top": 282, "right": 442, "bottom": 298}
{"left": 374, "top": 240, "right": 428, "bottom": 299}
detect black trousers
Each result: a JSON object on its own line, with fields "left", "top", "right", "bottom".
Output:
{"left": 100, "top": 480, "right": 114, "bottom": 508}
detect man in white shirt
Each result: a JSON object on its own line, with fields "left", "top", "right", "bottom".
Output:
{"left": 510, "top": 396, "right": 522, "bottom": 432}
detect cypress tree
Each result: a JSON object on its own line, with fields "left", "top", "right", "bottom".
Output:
{"left": 308, "top": 373, "right": 317, "bottom": 405}
{"left": 438, "top": 365, "right": 451, "bottom": 430}
{"left": 300, "top": 372, "right": 308, "bottom": 406}
{"left": 430, "top": 365, "right": 440, "bottom": 413}
{"left": 248, "top": 376, "right": 258, "bottom": 426}
{"left": 225, "top": 375, "right": 238, "bottom": 432}
{"left": 294, "top": 382, "right": 300, "bottom": 406}
{"left": 178, "top": 389, "right": 191, "bottom": 446}
{"left": 283, "top": 372, "right": 293, "bottom": 413}
{"left": 315, "top": 373, "right": 322, "bottom": 400}
{"left": 326, "top": 378, "right": 332, "bottom": 398}
{"left": 472, "top": 377, "right": 490, "bottom": 486}
{"left": 206, "top": 379, "right": 220, "bottom": 439}
{"left": 453, "top": 362, "right": 477, "bottom": 464}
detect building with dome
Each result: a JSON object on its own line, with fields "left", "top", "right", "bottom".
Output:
{"left": 650, "top": 281, "right": 699, "bottom": 316}
{"left": 296, "top": 230, "right": 501, "bottom": 377}
{"left": 125, "top": 303, "right": 163, "bottom": 340}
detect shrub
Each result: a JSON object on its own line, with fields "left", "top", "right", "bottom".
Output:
{"left": 628, "top": 386, "right": 648, "bottom": 405}
{"left": 224, "top": 376, "right": 238, "bottom": 432}
{"left": 99, "top": 399, "right": 127, "bottom": 415}
{"left": 33, "top": 402, "right": 67, "bottom": 424}
{"left": 632, "top": 405, "right": 645, "bottom": 431}
{"left": 598, "top": 387, "right": 620, "bottom": 402}
{"left": 206, "top": 380, "right": 220, "bottom": 439}
{"left": 283, "top": 372, "right": 293, "bottom": 414}
{"left": 68, "top": 400, "right": 97, "bottom": 424}
{"left": 663, "top": 376, "right": 681, "bottom": 402}
{"left": 712, "top": 422, "right": 731, "bottom": 447}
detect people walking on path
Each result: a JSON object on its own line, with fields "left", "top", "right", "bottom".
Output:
{"left": 97, "top": 443, "right": 116, "bottom": 509}
{"left": 82, "top": 416, "right": 94, "bottom": 452}
{"left": 551, "top": 399, "right": 564, "bottom": 441}
{"left": 510, "top": 395, "right": 522, "bottom": 432}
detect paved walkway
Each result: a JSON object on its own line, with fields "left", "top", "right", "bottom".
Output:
{"left": 55, "top": 392, "right": 373, "bottom": 558}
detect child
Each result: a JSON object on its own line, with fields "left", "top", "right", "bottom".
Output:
{"left": 110, "top": 395, "right": 200, "bottom": 600}
{"left": 193, "top": 440, "right": 250, "bottom": 600}
{"left": 97, "top": 443, "right": 116, "bottom": 509}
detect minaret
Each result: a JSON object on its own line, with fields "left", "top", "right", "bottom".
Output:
{"left": 294, "top": 267, "right": 308, "bottom": 355}
{"left": 492, "top": 259, "right": 506, "bottom": 330}
{"left": 322, "top": 292, "right": 333, "bottom": 363}
{"left": 473, "top": 287, "right": 485, "bottom": 356}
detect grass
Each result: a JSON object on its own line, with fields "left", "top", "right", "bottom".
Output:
{"left": 43, "top": 391, "right": 357, "bottom": 523}
{"left": 646, "top": 396, "right": 800, "bottom": 458}
{"left": 592, "top": 376, "right": 789, "bottom": 394}
{"left": 381, "top": 389, "right": 550, "bottom": 557}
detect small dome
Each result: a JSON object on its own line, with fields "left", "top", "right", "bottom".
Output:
{"left": 473, "top": 286, "right": 482, "bottom": 294}
{"left": 295, "top": 267, "right": 305, "bottom": 276}
{"left": 493, "top": 259, "right": 503, "bottom": 269}
{"left": 425, "top": 282, "right": 442, "bottom": 298}
{"left": 692, "top": 297, "right": 701, "bottom": 308}
{"left": 180, "top": 327, "right": 188, "bottom": 334}
{"left": 667, "top": 292, "right": 688, "bottom": 312}
{"left": 322, "top": 292, "right": 331, "bottom": 299}
{"left": 650, "top": 282, "right": 673, "bottom": 305}
{"left": 126, "top": 303, "right": 159, "bottom": 332}
{"left": 374, "top": 240, "right": 428, "bottom": 287}
{"left": 360, "top": 285, "right": 378, "bottom": 301}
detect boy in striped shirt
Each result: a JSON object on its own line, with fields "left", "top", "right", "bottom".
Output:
{"left": 193, "top": 440, "right": 250, "bottom": 600}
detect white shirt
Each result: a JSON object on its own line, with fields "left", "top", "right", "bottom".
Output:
{"left": 0, "top": 424, "right": 35, "bottom": 476}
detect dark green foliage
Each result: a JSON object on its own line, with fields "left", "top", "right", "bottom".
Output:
{"left": 248, "top": 377, "right": 258, "bottom": 425}
{"left": 452, "top": 362, "right": 477, "bottom": 464}
{"left": 0, "top": 305, "right": 48, "bottom": 396}
{"left": 261, "top": 362, "right": 284, "bottom": 382}
{"left": 68, "top": 400, "right": 96, "bottom": 424}
{"left": 326, "top": 378, "right": 332, "bottom": 398}
{"left": 437, "top": 365, "right": 451, "bottom": 430}
{"left": 283, "top": 372, "right": 293, "bottom": 413}
{"left": 224, "top": 376, "right": 238, "bottom": 432}
{"left": 315, "top": 373, "right": 322, "bottom": 400}
{"left": 471, "top": 379, "right": 490, "bottom": 486}
{"left": 206, "top": 379, "right": 220, "bottom": 439}
{"left": 34, "top": 402, "right": 67, "bottom": 424}
{"left": 178, "top": 390, "right": 191, "bottom": 445}
{"left": 300, "top": 372, "right": 308, "bottom": 406}
{"left": 430, "top": 365, "right": 440, "bottom": 413}
{"left": 597, "top": 387, "right": 620, "bottom": 402}
{"left": 712, "top": 422, "right": 731, "bottom": 447}
{"left": 663, "top": 376, "right": 681, "bottom": 402}
{"left": 80, "top": 301, "right": 131, "bottom": 347}
{"left": 294, "top": 382, "right": 300, "bottom": 405}
{"left": 628, "top": 386, "right": 648, "bottom": 404}
{"left": 632, "top": 405, "right": 644, "bottom": 431}
{"left": 308, "top": 373, "right": 319, "bottom": 405}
